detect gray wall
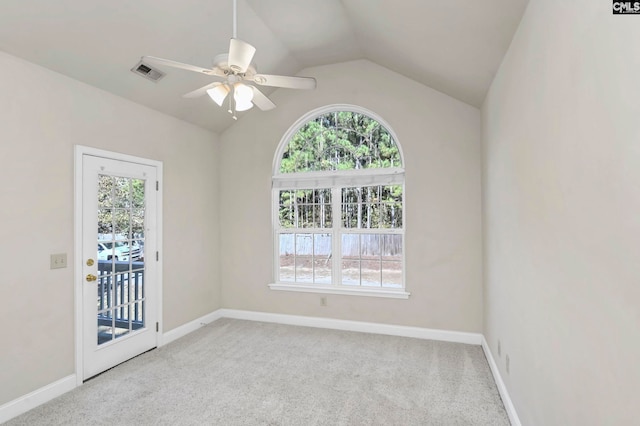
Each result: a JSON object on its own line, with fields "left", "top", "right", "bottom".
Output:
{"left": 482, "top": 1, "right": 640, "bottom": 424}
{"left": 220, "top": 60, "right": 483, "bottom": 332}
{"left": 0, "top": 52, "right": 221, "bottom": 406}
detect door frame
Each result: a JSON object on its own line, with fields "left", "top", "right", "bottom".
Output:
{"left": 74, "top": 145, "right": 163, "bottom": 385}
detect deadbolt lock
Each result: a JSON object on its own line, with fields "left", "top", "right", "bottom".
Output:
{"left": 86, "top": 259, "right": 94, "bottom": 266}
{"left": 86, "top": 274, "right": 97, "bottom": 282}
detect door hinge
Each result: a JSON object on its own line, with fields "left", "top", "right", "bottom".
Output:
{"left": 156, "top": 181, "right": 159, "bottom": 191}
{"left": 156, "top": 251, "right": 159, "bottom": 261}
{"left": 156, "top": 322, "right": 159, "bottom": 332}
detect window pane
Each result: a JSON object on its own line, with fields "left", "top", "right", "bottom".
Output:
{"left": 133, "top": 301, "right": 145, "bottom": 326}
{"left": 295, "top": 256, "right": 313, "bottom": 283}
{"left": 132, "top": 209, "right": 145, "bottom": 238}
{"left": 114, "top": 177, "right": 131, "bottom": 208}
{"left": 342, "top": 185, "right": 403, "bottom": 229}
{"left": 313, "top": 233, "right": 332, "bottom": 283}
{"left": 131, "top": 179, "right": 145, "bottom": 208}
{"left": 341, "top": 260, "right": 360, "bottom": 285}
{"left": 279, "top": 234, "right": 295, "bottom": 282}
{"left": 113, "top": 209, "right": 130, "bottom": 239}
{"left": 98, "top": 209, "right": 113, "bottom": 235}
{"left": 295, "top": 234, "right": 312, "bottom": 256}
{"left": 381, "top": 235, "right": 402, "bottom": 262}
{"left": 279, "top": 111, "right": 401, "bottom": 173}
{"left": 339, "top": 233, "right": 403, "bottom": 288}
{"left": 279, "top": 189, "right": 331, "bottom": 229}
{"left": 314, "top": 233, "right": 331, "bottom": 257}
{"left": 341, "top": 234, "right": 360, "bottom": 259}
{"left": 98, "top": 176, "right": 113, "bottom": 208}
{"left": 382, "top": 261, "right": 402, "bottom": 288}
{"left": 342, "top": 203, "right": 358, "bottom": 228}
{"left": 361, "top": 259, "right": 381, "bottom": 287}
{"left": 360, "top": 234, "right": 380, "bottom": 260}
{"left": 314, "top": 258, "right": 331, "bottom": 284}
{"left": 274, "top": 110, "right": 404, "bottom": 290}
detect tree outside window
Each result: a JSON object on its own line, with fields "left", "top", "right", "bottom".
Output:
{"left": 273, "top": 107, "right": 406, "bottom": 295}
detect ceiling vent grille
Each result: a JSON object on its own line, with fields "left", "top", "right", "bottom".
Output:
{"left": 131, "top": 60, "right": 165, "bottom": 82}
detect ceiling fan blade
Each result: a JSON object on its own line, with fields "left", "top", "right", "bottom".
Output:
{"left": 252, "top": 74, "right": 316, "bottom": 90}
{"left": 183, "top": 82, "right": 223, "bottom": 98}
{"left": 142, "top": 56, "right": 218, "bottom": 76}
{"left": 228, "top": 38, "right": 256, "bottom": 73}
{"left": 251, "top": 86, "right": 276, "bottom": 111}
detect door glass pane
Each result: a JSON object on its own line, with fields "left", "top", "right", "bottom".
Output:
{"left": 113, "top": 209, "right": 131, "bottom": 239}
{"left": 97, "top": 174, "right": 146, "bottom": 346}
{"left": 114, "top": 177, "right": 130, "bottom": 208}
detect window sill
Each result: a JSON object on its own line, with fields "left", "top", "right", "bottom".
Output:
{"left": 268, "top": 283, "right": 410, "bottom": 299}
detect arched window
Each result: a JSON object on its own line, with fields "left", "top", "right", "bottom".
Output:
{"left": 271, "top": 106, "right": 408, "bottom": 298}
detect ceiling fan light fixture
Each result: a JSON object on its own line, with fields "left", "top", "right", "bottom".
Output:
{"left": 141, "top": 0, "right": 316, "bottom": 119}
{"left": 233, "top": 82, "right": 254, "bottom": 111}
{"left": 207, "top": 84, "right": 230, "bottom": 106}
{"left": 233, "top": 83, "right": 254, "bottom": 103}
{"left": 234, "top": 99, "right": 254, "bottom": 111}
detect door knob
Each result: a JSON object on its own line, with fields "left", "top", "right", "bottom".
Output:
{"left": 86, "top": 274, "right": 97, "bottom": 282}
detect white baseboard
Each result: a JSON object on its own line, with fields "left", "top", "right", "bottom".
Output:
{"left": 0, "top": 375, "right": 76, "bottom": 424}
{"left": 482, "top": 337, "right": 521, "bottom": 426}
{"left": 160, "top": 310, "right": 224, "bottom": 346}
{"left": 218, "top": 309, "right": 483, "bottom": 345}
{"left": 1, "top": 310, "right": 515, "bottom": 425}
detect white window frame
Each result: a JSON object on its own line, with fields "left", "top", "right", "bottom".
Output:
{"left": 269, "top": 105, "right": 409, "bottom": 299}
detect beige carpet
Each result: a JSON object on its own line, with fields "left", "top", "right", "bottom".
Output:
{"left": 6, "top": 319, "right": 509, "bottom": 425}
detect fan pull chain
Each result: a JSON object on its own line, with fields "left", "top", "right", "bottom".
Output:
{"left": 228, "top": 85, "right": 238, "bottom": 120}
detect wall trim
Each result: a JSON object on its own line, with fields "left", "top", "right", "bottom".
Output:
{"left": 482, "top": 337, "right": 522, "bottom": 426}
{"left": 269, "top": 283, "right": 410, "bottom": 299}
{"left": 160, "top": 310, "right": 225, "bottom": 346}
{"left": 2, "top": 310, "right": 521, "bottom": 424}
{"left": 218, "top": 309, "right": 482, "bottom": 345}
{"left": 0, "top": 375, "right": 76, "bottom": 424}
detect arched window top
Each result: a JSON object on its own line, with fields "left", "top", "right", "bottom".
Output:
{"left": 275, "top": 105, "right": 403, "bottom": 175}
{"left": 270, "top": 105, "right": 407, "bottom": 298}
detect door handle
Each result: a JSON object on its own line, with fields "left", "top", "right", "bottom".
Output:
{"left": 86, "top": 274, "right": 97, "bottom": 282}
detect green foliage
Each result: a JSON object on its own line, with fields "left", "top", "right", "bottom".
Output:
{"left": 341, "top": 185, "right": 403, "bottom": 230}
{"left": 277, "top": 111, "right": 403, "bottom": 230}
{"left": 278, "top": 189, "right": 332, "bottom": 229}
{"left": 97, "top": 176, "right": 145, "bottom": 238}
{"left": 280, "top": 111, "right": 401, "bottom": 173}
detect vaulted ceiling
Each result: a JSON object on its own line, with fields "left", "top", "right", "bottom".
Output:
{"left": 0, "top": 0, "right": 528, "bottom": 134}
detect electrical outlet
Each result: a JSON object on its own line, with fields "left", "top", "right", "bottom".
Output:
{"left": 498, "top": 340, "right": 501, "bottom": 357}
{"left": 50, "top": 253, "right": 67, "bottom": 269}
{"left": 506, "top": 354, "right": 510, "bottom": 374}
{"left": 320, "top": 297, "right": 327, "bottom": 306}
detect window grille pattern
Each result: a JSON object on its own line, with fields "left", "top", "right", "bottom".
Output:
{"left": 279, "top": 189, "right": 332, "bottom": 228}
{"left": 274, "top": 108, "right": 405, "bottom": 293}
{"left": 342, "top": 185, "right": 403, "bottom": 229}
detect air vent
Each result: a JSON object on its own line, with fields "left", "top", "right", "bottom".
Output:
{"left": 131, "top": 60, "right": 165, "bottom": 82}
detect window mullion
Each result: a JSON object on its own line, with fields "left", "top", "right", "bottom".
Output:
{"left": 331, "top": 186, "right": 341, "bottom": 286}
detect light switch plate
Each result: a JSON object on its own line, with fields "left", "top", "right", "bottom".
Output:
{"left": 50, "top": 253, "right": 67, "bottom": 269}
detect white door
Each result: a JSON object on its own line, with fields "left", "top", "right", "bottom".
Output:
{"left": 81, "top": 154, "right": 158, "bottom": 379}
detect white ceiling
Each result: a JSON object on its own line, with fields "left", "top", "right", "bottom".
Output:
{"left": 0, "top": 0, "right": 528, "bottom": 134}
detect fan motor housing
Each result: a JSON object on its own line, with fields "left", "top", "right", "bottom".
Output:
{"left": 213, "top": 53, "right": 257, "bottom": 77}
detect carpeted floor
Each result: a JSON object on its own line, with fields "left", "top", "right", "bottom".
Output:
{"left": 6, "top": 319, "right": 509, "bottom": 425}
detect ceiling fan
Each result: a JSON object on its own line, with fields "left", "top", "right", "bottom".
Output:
{"left": 141, "top": 0, "right": 316, "bottom": 119}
